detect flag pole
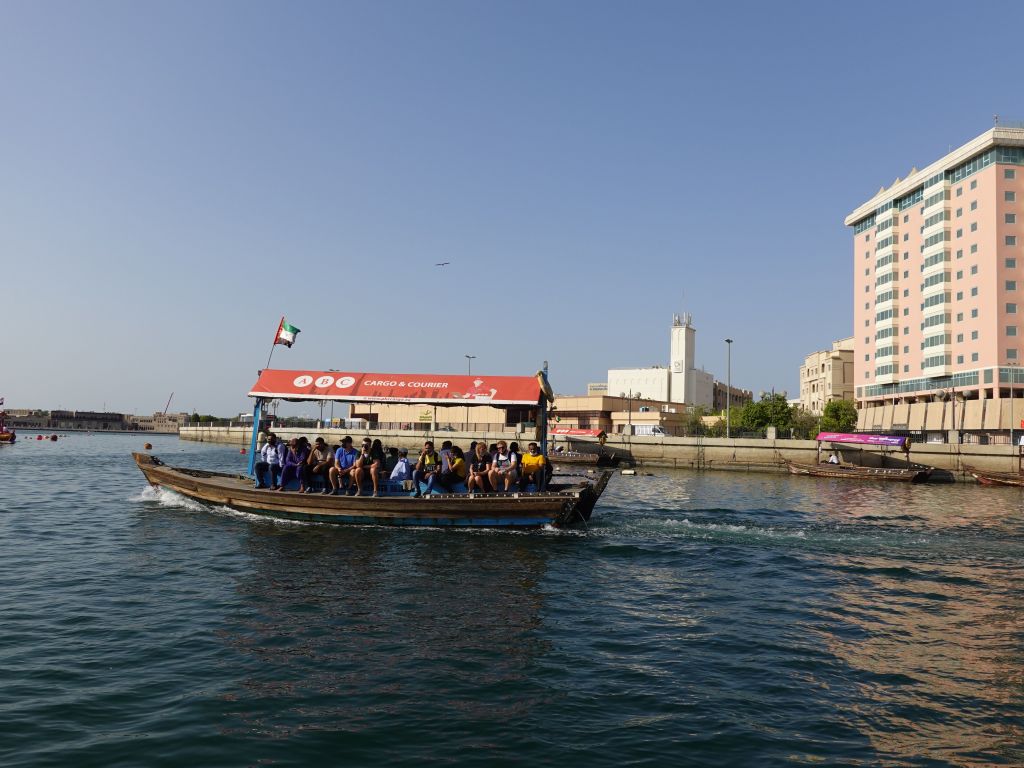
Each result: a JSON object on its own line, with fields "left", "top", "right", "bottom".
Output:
{"left": 265, "top": 316, "right": 283, "bottom": 370}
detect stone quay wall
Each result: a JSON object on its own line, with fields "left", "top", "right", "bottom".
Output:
{"left": 179, "top": 426, "right": 1023, "bottom": 482}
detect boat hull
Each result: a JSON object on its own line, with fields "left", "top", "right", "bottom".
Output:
{"left": 132, "top": 453, "right": 610, "bottom": 528}
{"left": 965, "top": 467, "right": 1024, "bottom": 486}
{"left": 784, "top": 460, "right": 932, "bottom": 483}
{"left": 0, "top": 432, "right": 15, "bottom": 444}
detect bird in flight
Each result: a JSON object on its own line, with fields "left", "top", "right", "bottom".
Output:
{"left": 435, "top": 261, "right": 450, "bottom": 267}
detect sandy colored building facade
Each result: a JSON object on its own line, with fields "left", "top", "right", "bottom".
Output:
{"left": 799, "top": 337, "right": 854, "bottom": 415}
{"left": 847, "top": 126, "right": 1024, "bottom": 433}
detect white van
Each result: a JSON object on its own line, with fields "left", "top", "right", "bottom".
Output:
{"left": 630, "top": 425, "right": 668, "bottom": 436}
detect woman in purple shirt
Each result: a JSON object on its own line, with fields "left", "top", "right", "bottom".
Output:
{"left": 279, "top": 437, "right": 310, "bottom": 492}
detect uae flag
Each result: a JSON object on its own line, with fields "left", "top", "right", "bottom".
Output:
{"left": 274, "top": 318, "right": 301, "bottom": 347}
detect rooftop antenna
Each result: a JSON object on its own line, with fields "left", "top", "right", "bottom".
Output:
{"left": 994, "top": 114, "right": 1000, "bottom": 126}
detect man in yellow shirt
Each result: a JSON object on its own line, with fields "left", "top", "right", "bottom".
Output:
{"left": 520, "top": 442, "right": 548, "bottom": 491}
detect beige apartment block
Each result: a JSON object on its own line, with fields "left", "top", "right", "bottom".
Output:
{"left": 846, "top": 126, "right": 1024, "bottom": 429}
{"left": 799, "top": 337, "right": 854, "bottom": 415}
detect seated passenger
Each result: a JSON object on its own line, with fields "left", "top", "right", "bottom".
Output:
{"left": 467, "top": 442, "right": 492, "bottom": 493}
{"left": 255, "top": 433, "right": 285, "bottom": 489}
{"left": 326, "top": 436, "right": 359, "bottom": 495}
{"left": 488, "top": 440, "right": 519, "bottom": 491}
{"left": 520, "top": 442, "right": 548, "bottom": 491}
{"left": 390, "top": 448, "right": 413, "bottom": 482}
{"left": 438, "top": 440, "right": 454, "bottom": 473}
{"left": 278, "top": 437, "right": 310, "bottom": 492}
{"left": 304, "top": 437, "right": 333, "bottom": 493}
{"left": 412, "top": 441, "right": 442, "bottom": 497}
{"left": 352, "top": 438, "right": 386, "bottom": 496}
{"left": 438, "top": 446, "right": 468, "bottom": 492}
{"left": 384, "top": 446, "right": 399, "bottom": 475}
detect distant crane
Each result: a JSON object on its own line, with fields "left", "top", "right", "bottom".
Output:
{"left": 163, "top": 392, "right": 174, "bottom": 415}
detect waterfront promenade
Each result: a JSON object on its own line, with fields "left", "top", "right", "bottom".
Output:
{"left": 180, "top": 426, "right": 1023, "bottom": 480}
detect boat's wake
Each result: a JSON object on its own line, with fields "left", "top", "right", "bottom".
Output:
{"left": 129, "top": 485, "right": 207, "bottom": 512}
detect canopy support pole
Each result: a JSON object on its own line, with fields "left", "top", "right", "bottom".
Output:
{"left": 247, "top": 398, "right": 264, "bottom": 476}
{"left": 540, "top": 361, "right": 550, "bottom": 456}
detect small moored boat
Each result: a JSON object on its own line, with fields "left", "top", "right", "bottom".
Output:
{"left": 964, "top": 466, "right": 1024, "bottom": 486}
{"left": 784, "top": 432, "right": 934, "bottom": 483}
{"left": 0, "top": 408, "right": 15, "bottom": 444}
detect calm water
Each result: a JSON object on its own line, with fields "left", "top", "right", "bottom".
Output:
{"left": 1, "top": 434, "right": 1023, "bottom": 767}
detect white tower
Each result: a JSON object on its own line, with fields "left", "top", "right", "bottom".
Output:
{"left": 669, "top": 313, "right": 695, "bottom": 403}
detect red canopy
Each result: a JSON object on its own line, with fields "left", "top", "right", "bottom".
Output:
{"left": 249, "top": 369, "right": 543, "bottom": 406}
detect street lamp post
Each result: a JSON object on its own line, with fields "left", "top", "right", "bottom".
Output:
{"left": 725, "top": 338, "right": 733, "bottom": 438}
{"left": 465, "top": 355, "right": 476, "bottom": 375}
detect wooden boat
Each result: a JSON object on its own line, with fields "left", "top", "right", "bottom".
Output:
{"left": 964, "top": 466, "right": 1024, "bottom": 487}
{"left": 784, "top": 460, "right": 932, "bottom": 482}
{"left": 550, "top": 450, "right": 622, "bottom": 468}
{"left": 134, "top": 452, "right": 612, "bottom": 527}
{"left": 784, "top": 431, "right": 934, "bottom": 483}
{"left": 133, "top": 364, "right": 613, "bottom": 528}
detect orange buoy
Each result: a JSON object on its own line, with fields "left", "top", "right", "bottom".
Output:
{"left": 144, "top": 443, "right": 153, "bottom": 450}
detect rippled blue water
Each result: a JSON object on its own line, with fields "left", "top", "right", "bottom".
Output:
{"left": 2, "top": 434, "right": 1023, "bottom": 766}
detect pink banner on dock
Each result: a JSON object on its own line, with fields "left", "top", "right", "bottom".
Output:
{"left": 816, "top": 432, "right": 907, "bottom": 447}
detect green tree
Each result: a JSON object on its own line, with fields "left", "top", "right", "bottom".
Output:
{"left": 820, "top": 399, "right": 858, "bottom": 433}
{"left": 740, "top": 393, "right": 794, "bottom": 433}
{"left": 790, "top": 409, "right": 820, "bottom": 439}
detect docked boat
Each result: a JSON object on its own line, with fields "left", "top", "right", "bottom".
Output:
{"left": 784, "top": 432, "right": 934, "bottom": 483}
{"left": 548, "top": 427, "right": 625, "bottom": 467}
{"left": 964, "top": 466, "right": 1024, "bottom": 486}
{"left": 134, "top": 367, "right": 612, "bottom": 528}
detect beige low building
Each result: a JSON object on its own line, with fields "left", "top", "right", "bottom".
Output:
{"left": 799, "top": 337, "right": 855, "bottom": 415}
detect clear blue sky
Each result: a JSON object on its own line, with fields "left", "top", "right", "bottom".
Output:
{"left": 2, "top": 0, "right": 1021, "bottom": 416}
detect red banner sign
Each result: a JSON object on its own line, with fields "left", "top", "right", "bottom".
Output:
{"left": 249, "top": 369, "right": 542, "bottom": 406}
{"left": 550, "top": 427, "right": 606, "bottom": 436}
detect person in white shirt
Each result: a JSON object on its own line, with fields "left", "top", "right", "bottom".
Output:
{"left": 255, "top": 433, "right": 286, "bottom": 489}
{"left": 390, "top": 448, "right": 413, "bottom": 482}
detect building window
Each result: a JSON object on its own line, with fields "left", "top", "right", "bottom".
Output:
{"left": 972, "top": 352, "right": 979, "bottom": 362}
{"left": 903, "top": 289, "right": 909, "bottom": 297}
{"left": 1007, "top": 169, "right": 1017, "bottom": 180}
{"left": 903, "top": 308, "right": 909, "bottom": 316}
{"left": 1009, "top": 303, "right": 1018, "bottom": 313}
{"left": 1008, "top": 258, "right": 1017, "bottom": 268}
{"left": 904, "top": 215, "right": 909, "bottom": 223}
{"left": 971, "top": 200, "right": 978, "bottom": 210}
{"left": 864, "top": 354, "right": 870, "bottom": 362}
{"left": 957, "top": 333, "right": 964, "bottom": 342}
{"left": 1008, "top": 236, "right": 1018, "bottom": 246}
{"left": 864, "top": 302, "right": 869, "bottom": 310}
{"left": 956, "top": 291, "right": 963, "bottom": 300}
{"left": 972, "top": 309, "right": 979, "bottom": 318}
{"left": 865, "top": 285, "right": 869, "bottom": 292}
{"left": 972, "top": 330, "right": 979, "bottom": 340}
{"left": 957, "top": 312, "right": 964, "bottom": 321}
{"left": 1006, "top": 191, "right": 1016, "bottom": 202}
{"left": 903, "top": 364, "right": 910, "bottom": 372}
{"left": 956, "top": 208, "right": 963, "bottom": 217}
{"left": 1008, "top": 280, "right": 1018, "bottom": 291}
{"left": 971, "top": 222, "right": 978, "bottom": 232}
{"left": 903, "top": 270, "right": 909, "bottom": 278}
{"left": 956, "top": 187, "right": 963, "bottom": 197}
{"left": 971, "top": 180, "right": 978, "bottom": 190}
{"left": 1008, "top": 326, "right": 1018, "bottom": 337}
{"left": 957, "top": 355, "right": 964, "bottom": 364}
{"left": 956, "top": 270, "right": 963, "bottom": 280}
{"left": 971, "top": 265, "right": 978, "bottom": 275}
{"left": 1007, "top": 213, "right": 1017, "bottom": 224}
{"left": 904, "top": 326, "right": 910, "bottom": 334}
{"left": 865, "top": 268, "right": 870, "bottom": 275}
{"left": 956, "top": 249, "right": 963, "bottom": 259}
{"left": 865, "top": 319, "right": 870, "bottom": 326}
{"left": 956, "top": 228, "right": 963, "bottom": 238}
{"left": 903, "top": 345, "right": 909, "bottom": 354}
{"left": 1010, "top": 349, "right": 1020, "bottom": 360}
{"left": 971, "top": 244, "right": 978, "bottom": 253}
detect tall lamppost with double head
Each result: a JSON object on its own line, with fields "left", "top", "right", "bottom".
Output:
{"left": 725, "top": 338, "right": 733, "bottom": 438}
{"left": 465, "top": 355, "right": 476, "bottom": 375}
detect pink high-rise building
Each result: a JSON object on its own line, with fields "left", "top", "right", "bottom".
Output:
{"left": 846, "top": 127, "right": 1024, "bottom": 422}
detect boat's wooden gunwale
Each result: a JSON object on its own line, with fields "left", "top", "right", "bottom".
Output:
{"left": 964, "top": 466, "right": 1024, "bottom": 486}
